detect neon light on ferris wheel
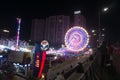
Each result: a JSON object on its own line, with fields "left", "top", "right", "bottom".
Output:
{"left": 64, "top": 26, "right": 89, "bottom": 52}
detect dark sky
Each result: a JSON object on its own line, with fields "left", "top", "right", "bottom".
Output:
{"left": 0, "top": 0, "right": 119, "bottom": 42}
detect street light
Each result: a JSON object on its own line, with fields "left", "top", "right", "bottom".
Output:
{"left": 98, "top": 7, "right": 108, "bottom": 47}
{"left": 103, "top": 7, "right": 108, "bottom": 12}
{"left": 102, "top": 28, "right": 105, "bottom": 31}
{"left": 91, "top": 29, "right": 95, "bottom": 33}
{"left": 3, "top": 29, "right": 10, "bottom": 33}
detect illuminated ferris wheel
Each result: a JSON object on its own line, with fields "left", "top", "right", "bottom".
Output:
{"left": 64, "top": 26, "right": 89, "bottom": 52}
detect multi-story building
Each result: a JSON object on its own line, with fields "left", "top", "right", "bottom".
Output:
{"left": 56, "top": 15, "right": 70, "bottom": 45}
{"left": 31, "top": 19, "right": 45, "bottom": 42}
{"left": 30, "top": 13, "right": 86, "bottom": 48}
{"left": 45, "top": 15, "right": 70, "bottom": 48}
{"left": 74, "top": 11, "right": 86, "bottom": 27}
{"left": 45, "top": 16, "right": 56, "bottom": 46}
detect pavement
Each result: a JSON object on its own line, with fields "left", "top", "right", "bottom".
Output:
{"left": 95, "top": 49, "right": 120, "bottom": 80}
{"left": 100, "top": 66, "right": 120, "bottom": 80}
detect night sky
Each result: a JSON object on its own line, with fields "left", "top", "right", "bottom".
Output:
{"left": 0, "top": 0, "right": 119, "bottom": 42}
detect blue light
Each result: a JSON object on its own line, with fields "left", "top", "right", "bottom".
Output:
{"left": 88, "top": 45, "right": 91, "bottom": 48}
{"left": 4, "top": 48, "right": 8, "bottom": 53}
{"left": 16, "top": 63, "right": 20, "bottom": 66}
{"left": 0, "top": 55, "right": 3, "bottom": 58}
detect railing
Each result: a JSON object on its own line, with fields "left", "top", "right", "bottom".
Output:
{"left": 46, "top": 53, "right": 96, "bottom": 80}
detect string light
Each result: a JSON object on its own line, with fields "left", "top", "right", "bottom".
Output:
{"left": 16, "top": 18, "right": 21, "bottom": 51}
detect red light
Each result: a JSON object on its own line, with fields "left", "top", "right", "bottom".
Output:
{"left": 38, "top": 51, "right": 46, "bottom": 78}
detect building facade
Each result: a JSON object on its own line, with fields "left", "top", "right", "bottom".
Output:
{"left": 31, "top": 19, "right": 45, "bottom": 42}
{"left": 45, "top": 16, "right": 56, "bottom": 46}
{"left": 30, "top": 14, "right": 86, "bottom": 48}
{"left": 45, "top": 15, "right": 70, "bottom": 48}
{"left": 74, "top": 11, "right": 86, "bottom": 27}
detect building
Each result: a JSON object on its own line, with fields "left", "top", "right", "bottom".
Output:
{"left": 45, "top": 15, "right": 70, "bottom": 48}
{"left": 30, "top": 13, "right": 87, "bottom": 48}
{"left": 45, "top": 16, "right": 56, "bottom": 46}
{"left": 30, "top": 15, "right": 70, "bottom": 48}
{"left": 74, "top": 11, "right": 86, "bottom": 27}
{"left": 31, "top": 19, "right": 45, "bottom": 42}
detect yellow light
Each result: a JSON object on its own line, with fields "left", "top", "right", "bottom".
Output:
{"left": 36, "top": 60, "right": 40, "bottom": 67}
{"left": 42, "top": 74, "right": 45, "bottom": 79}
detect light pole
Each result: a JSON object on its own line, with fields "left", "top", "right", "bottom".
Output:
{"left": 98, "top": 7, "right": 108, "bottom": 47}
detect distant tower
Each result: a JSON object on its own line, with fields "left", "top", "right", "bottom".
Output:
{"left": 74, "top": 10, "right": 86, "bottom": 27}
{"left": 16, "top": 18, "right": 21, "bottom": 50}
